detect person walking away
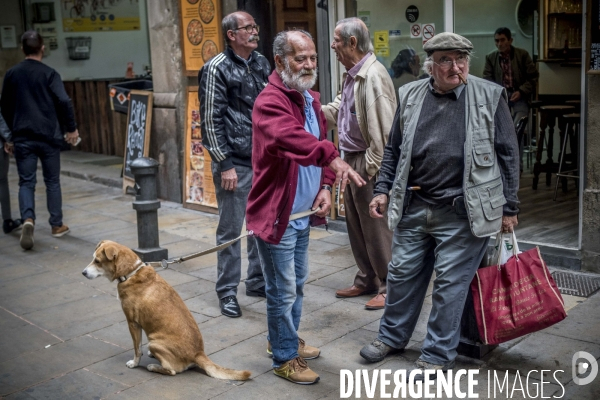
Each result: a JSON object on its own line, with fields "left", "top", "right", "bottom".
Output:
{"left": 0, "top": 31, "right": 80, "bottom": 250}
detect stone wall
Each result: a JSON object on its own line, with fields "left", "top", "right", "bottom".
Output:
{"left": 582, "top": 74, "right": 600, "bottom": 272}
{"left": 146, "top": 0, "right": 186, "bottom": 203}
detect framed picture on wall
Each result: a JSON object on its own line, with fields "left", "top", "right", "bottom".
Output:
{"left": 179, "top": 0, "right": 224, "bottom": 75}
{"left": 183, "top": 86, "right": 218, "bottom": 213}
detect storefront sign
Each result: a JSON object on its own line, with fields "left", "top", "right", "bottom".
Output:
{"left": 374, "top": 30, "right": 389, "bottom": 48}
{"left": 422, "top": 23, "right": 436, "bottom": 44}
{"left": 358, "top": 11, "right": 371, "bottom": 27}
{"left": 62, "top": 1, "right": 140, "bottom": 32}
{"left": 405, "top": 5, "right": 419, "bottom": 23}
{"left": 180, "top": 0, "right": 223, "bottom": 75}
{"left": 410, "top": 23, "right": 422, "bottom": 39}
{"left": 184, "top": 87, "right": 217, "bottom": 212}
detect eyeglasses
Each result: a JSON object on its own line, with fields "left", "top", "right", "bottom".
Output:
{"left": 433, "top": 55, "right": 468, "bottom": 70}
{"left": 233, "top": 24, "right": 260, "bottom": 34}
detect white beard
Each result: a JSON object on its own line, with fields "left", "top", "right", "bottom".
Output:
{"left": 280, "top": 62, "right": 318, "bottom": 92}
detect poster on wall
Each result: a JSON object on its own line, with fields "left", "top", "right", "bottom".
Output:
{"left": 184, "top": 87, "right": 217, "bottom": 212}
{"left": 62, "top": 0, "right": 141, "bottom": 32}
{"left": 180, "top": 0, "right": 223, "bottom": 75}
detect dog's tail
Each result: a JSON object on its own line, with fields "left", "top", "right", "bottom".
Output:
{"left": 195, "top": 354, "right": 251, "bottom": 381}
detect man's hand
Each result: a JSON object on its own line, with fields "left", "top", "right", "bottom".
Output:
{"left": 312, "top": 189, "right": 331, "bottom": 217}
{"left": 221, "top": 168, "right": 238, "bottom": 191}
{"left": 328, "top": 156, "right": 366, "bottom": 193}
{"left": 502, "top": 215, "right": 518, "bottom": 233}
{"left": 65, "top": 129, "right": 80, "bottom": 146}
{"left": 509, "top": 91, "right": 522, "bottom": 103}
{"left": 369, "top": 194, "right": 388, "bottom": 219}
{"left": 4, "top": 142, "right": 14, "bottom": 155}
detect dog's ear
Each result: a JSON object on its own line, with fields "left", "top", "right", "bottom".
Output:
{"left": 96, "top": 240, "right": 108, "bottom": 250}
{"left": 103, "top": 244, "right": 119, "bottom": 261}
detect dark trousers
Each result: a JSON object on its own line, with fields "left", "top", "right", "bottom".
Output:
{"left": 0, "top": 147, "right": 14, "bottom": 220}
{"left": 212, "top": 162, "right": 264, "bottom": 298}
{"left": 344, "top": 152, "right": 393, "bottom": 294}
{"left": 14, "top": 141, "right": 63, "bottom": 227}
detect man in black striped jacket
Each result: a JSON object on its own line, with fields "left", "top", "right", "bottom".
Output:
{"left": 198, "top": 11, "right": 270, "bottom": 318}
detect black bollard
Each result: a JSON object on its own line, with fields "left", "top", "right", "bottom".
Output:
{"left": 130, "top": 157, "right": 168, "bottom": 262}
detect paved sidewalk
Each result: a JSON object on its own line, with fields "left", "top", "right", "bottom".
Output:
{"left": 0, "top": 151, "right": 599, "bottom": 399}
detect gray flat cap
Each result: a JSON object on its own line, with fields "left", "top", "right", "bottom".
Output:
{"left": 423, "top": 32, "right": 473, "bottom": 55}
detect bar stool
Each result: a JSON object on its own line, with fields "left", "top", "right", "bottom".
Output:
{"left": 525, "top": 100, "right": 544, "bottom": 170}
{"left": 533, "top": 105, "right": 575, "bottom": 189}
{"left": 553, "top": 113, "right": 580, "bottom": 200}
{"left": 565, "top": 99, "right": 581, "bottom": 112}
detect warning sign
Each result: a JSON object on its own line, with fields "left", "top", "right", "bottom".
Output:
{"left": 374, "top": 30, "right": 389, "bottom": 48}
{"left": 410, "top": 23, "right": 421, "bottom": 38}
{"left": 422, "top": 23, "right": 435, "bottom": 44}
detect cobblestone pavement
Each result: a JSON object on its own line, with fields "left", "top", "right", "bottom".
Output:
{"left": 0, "top": 152, "right": 598, "bottom": 399}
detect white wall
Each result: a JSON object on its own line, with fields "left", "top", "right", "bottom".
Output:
{"left": 32, "top": 0, "right": 151, "bottom": 81}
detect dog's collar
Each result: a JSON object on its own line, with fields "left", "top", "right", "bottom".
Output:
{"left": 117, "top": 260, "right": 146, "bottom": 283}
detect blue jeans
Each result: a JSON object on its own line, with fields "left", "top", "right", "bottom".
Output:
{"left": 378, "top": 196, "right": 489, "bottom": 365}
{"left": 255, "top": 225, "right": 310, "bottom": 367}
{"left": 14, "top": 141, "right": 63, "bottom": 227}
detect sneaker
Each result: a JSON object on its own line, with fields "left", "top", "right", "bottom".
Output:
{"left": 20, "top": 218, "right": 35, "bottom": 250}
{"left": 359, "top": 338, "right": 403, "bottom": 363}
{"left": 407, "top": 358, "right": 456, "bottom": 382}
{"left": 219, "top": 295, "right": 242, "bottom": 318}
{"left": 3, "top": 218, "right": 22, "bottom": 234}
{"left": 267, "top": 337, "right": 321, "bottom": 360}
{"left": 51, "top": 225, "right": 70, "bottom": 238}
{"left": 273, "top": 356, "right": 319, "bottom": 385}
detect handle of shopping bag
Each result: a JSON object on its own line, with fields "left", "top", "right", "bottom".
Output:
{"left": 495, "top": 230, "right": 520, "bottom": 268}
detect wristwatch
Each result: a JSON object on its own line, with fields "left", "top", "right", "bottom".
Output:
{"left": 321, "top": 184, "right": 332, "bottom": 193}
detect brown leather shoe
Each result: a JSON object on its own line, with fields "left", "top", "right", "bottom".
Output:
{"left": 335, "top": 285, "right": 377, "bottom": 298}
{"left": 267, "top": 337, "right": 320, "bottom": 360}
{"left": 365, "top": 293, "right": 386, "bottom": 310}
{"left": 51, "top": 224, "right": 70, "bottom": 238}
{"left": 273, "top": 356, "right": 319, "bottom": 385}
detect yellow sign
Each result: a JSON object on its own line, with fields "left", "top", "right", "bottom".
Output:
{"left": 375, "top": 48, "right": 390, "bottom": 57}
{"left": 374, "top": 30, "right": 389, "bottom": 49}
{"left": 62, "top": 1, "right": 140, "bottom": 32}
{"left": 180, "top": 0, "right": 223, "bottom": 75}
{"left": 184, "top": 88, "right": 217, "bottom": 210}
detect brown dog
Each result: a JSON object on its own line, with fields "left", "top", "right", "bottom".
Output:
{"left": 82, "top": 240, "right": 251, "bottom": 380}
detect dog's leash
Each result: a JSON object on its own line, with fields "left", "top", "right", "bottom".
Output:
{"left": 146, "top": 208, "right": 321, "bottom": 269}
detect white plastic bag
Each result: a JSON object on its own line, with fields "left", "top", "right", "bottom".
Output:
{"left": 492, "top": 232, "right": 521, "bottom": 266}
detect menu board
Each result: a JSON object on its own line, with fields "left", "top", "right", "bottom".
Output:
{"left": 183, "top": 87, "right": 217, "bottom": 212}
{"left": 590, "top": 0, "right": 600, "bottom": 72}
{"left": 123, "top": 90, "right": 153, "bottom": 186}
{"left": 180, "top": 0, "right": 223, "bottom": 75}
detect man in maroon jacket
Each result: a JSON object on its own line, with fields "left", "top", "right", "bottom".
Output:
{"left": 246, "top": 30, "right": 364, "bottom": 385}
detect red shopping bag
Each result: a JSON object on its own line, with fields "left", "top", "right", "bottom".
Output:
{"left": 471, "top": 233, "right": 567, "bottom": 345}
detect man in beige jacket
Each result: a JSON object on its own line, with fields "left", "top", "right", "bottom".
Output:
{"left": 322, "top": 17, "right": 397, "bottom": 310}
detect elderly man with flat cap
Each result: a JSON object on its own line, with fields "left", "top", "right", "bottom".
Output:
{"left": 359, "top": 32, "right": 520, "bottom": 379}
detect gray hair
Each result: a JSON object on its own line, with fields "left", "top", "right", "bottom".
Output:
{"left": 335, "top": 17, "right": 374, "bottom": 53}
{"left": 422, "top": 52, "right": 472, "bottom": 76}
{"left": 272, "top": 30, "right": 313, "bottom": 59}
{"left": 222, "top": 12, "right": 241, "bottom": 44}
